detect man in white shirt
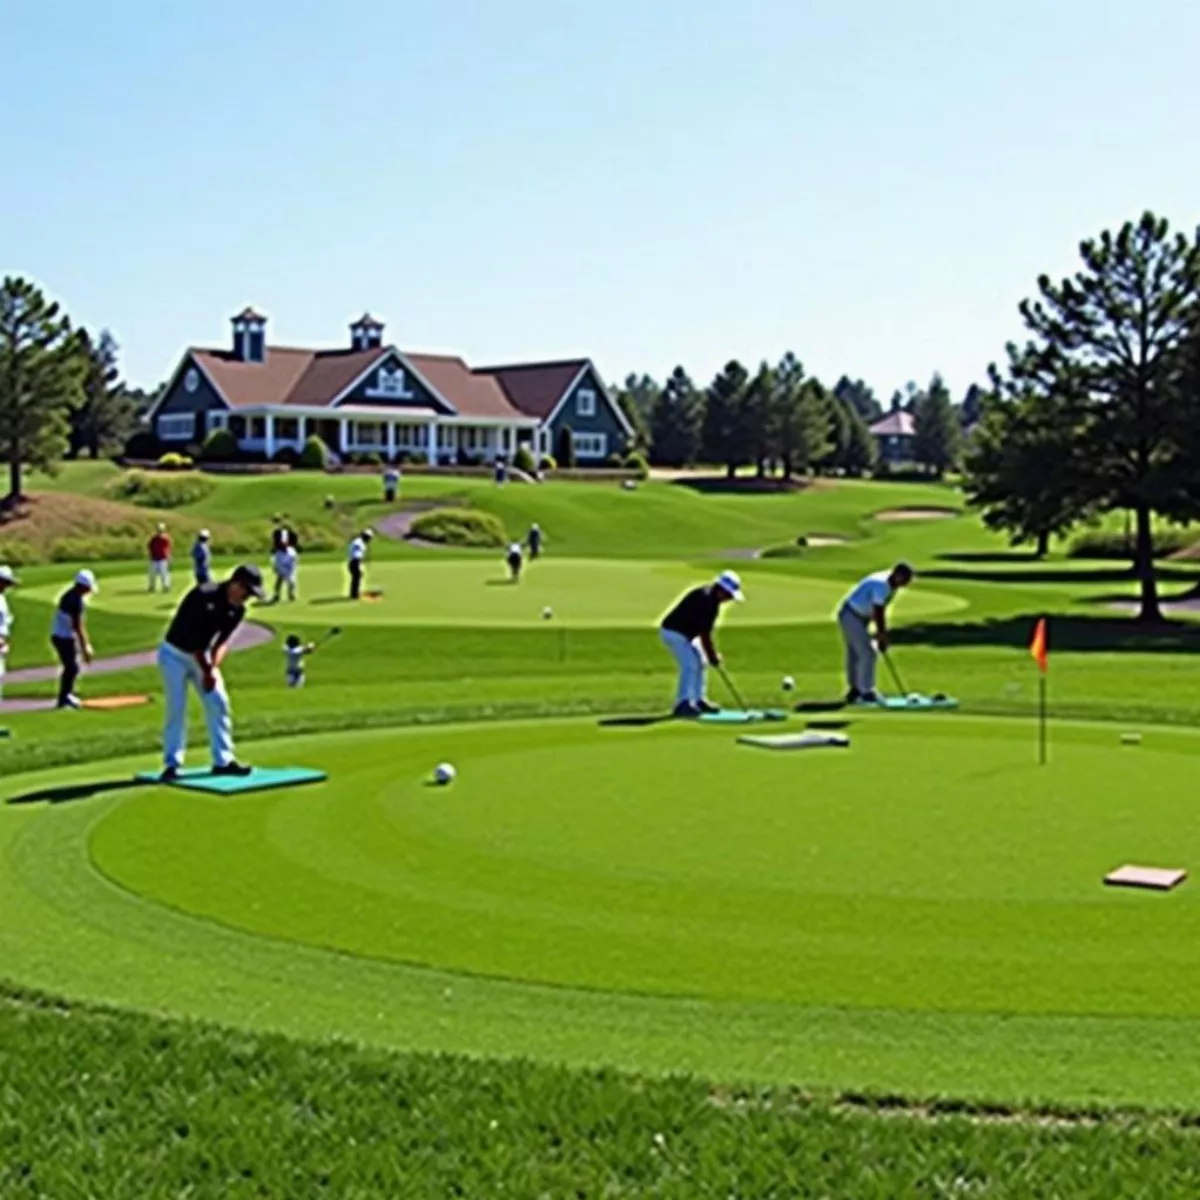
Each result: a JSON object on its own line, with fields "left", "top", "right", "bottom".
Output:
{"left": 837, "top": 562, "right": 914, "bottom": 703}
{"left": 0, "top": 565, "right": 17, "bottom": 700}
{"left": 347, "top": 529, "right": 374, "bottom": 600}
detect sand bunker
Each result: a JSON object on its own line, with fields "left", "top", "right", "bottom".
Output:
{"left": 874, "top": 507, "right": 960, "bottom": 522}
{"left": 804, "top": 535, "right": 847, "bottom": 547}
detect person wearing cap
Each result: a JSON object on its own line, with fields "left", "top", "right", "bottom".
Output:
{"left": 527, "top": 522, "right": 543, "bottom": 560}
{"left": 347, "top": 529, "right": 374, "bottom": 600}
{"left": 505, "top": 541, "right": 524, "bottom": 582}
{"left": 837, "top": 562, "right": 915, "bottom": 704}
{"left": 157, "top": 563, "right": 266, "bottom": 781}
{"left": 50, "top": 570, "right": 97, "bottom": 710}
{"left": 148, "top": 522, "right": 172, "bottom": 593}
{"left": 658, "top": 570, "right": 744, "bottom": 718}
{"left": 0, "top": 565, "right": 17, "bottom": 701}
{"left": 382, "top": 463, "right": 401, "bottom": 503}
{"left": 192, "top": 529, "right": 212, "bottom": 585}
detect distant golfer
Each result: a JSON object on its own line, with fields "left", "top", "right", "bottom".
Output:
{"left": 157, "top": 563, "right": 266, "bottom": 781}
{"left": 192, "top": 529, "right": 212, "bottom": 585}
{"left": 506, "top": 541, "right": 524, "bottom": 582}
{"left": 271, "top": 515, "right": 297, "bottom": 555}
{"left": 383, "top": 464, "right": 401, "bottom": 503}
{"left": 347, "top": 529, "right": 374, "bottom": 600}
{"left": 272, "top": 540, "right": 298, "bottom": 603}
{"left": 0, "top": 565, "right": 16, "bottom": 701}
{"left": 659, "top": 570, "right": 744, "bottom": 718}
{"left": 147, "top": 522, "right": 172, "bottom": 593}
{"left": 284, "top": 634, "right": 315, "bottom": 688}
{"left": 50, "top": 569, "right": 97, "bottom": 710}
{"left": 527, "top": 522, "right": 543, "bottom": 560}
{"left": 838, "top": 562, "right": 914, "bottom": 704}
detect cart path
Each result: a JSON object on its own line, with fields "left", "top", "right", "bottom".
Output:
{"left": 2, "top": 620, "right": 275, "bottom": 686}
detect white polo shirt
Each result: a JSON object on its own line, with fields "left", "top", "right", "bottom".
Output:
{"left": 843, "top": 572, "right": 893, "bottom": 618}
{"left": 0, "top": 594, "right": 12, "bottom": 646}
{"left": 348, "top": 537, "right": 367, "bottom": 563}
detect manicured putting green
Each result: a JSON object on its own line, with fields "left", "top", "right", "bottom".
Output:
{"left": 132, "top": 766, "right": 327, "bottom": 794}
{"left": 92, "top": 716, "right": 1200, "bottom": 1018}
{"left": 33, "top": 559, "right": 966, "bottom": 628}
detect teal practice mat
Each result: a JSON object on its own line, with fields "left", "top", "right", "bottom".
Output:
{"left": 699, "top": 708, "right": 789, "bottom": 725}
{"left": 858, "top": 694, "right": 959, "bottom": 711}
{"left": 738, "top": 731, "right": 849, "bottom": 750}
{"left": 134, "top": 766, "right": 327, "bottom": 794}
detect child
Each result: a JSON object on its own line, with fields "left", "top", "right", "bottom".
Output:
{"left": 284, "top": 634, "right": 315, "bottom": 687}
{"left": 506, "top": 541, "right": 523, "bottom": 582}
{"left": 273, "top": 541, "right": 298, "bottom": 603}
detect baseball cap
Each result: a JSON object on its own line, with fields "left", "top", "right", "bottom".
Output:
{"left": 0, "top": 565, "right": 17, "bottom": 586}
{"left": 715, "top": 570, "right": 745, "bottom": 602}
{"left": 75, "top": 569, "right": 98, "bottom": 592}
{"left": 231, "top": 563, "right": 266, "bottom": 599}
{"left": 198, "top": 528, "right": 211, "bottom": 540}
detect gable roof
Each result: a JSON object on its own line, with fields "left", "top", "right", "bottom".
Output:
{"left": 477, "top": 359, "right": 590, "bottom": 421}
{"left": 409, "top": 354, "right": 523, "bottom": 420}
{"left": 869, "top": 410, "right": 916, "bottom": 437}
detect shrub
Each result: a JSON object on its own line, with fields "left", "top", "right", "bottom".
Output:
{"left": 623, "top": 450, "right": 650, "bottom": 479}
{"left": 156, "top": 452, "right": 193, "bottom": 470}
{"left": 360, "top": 451, "right": 383, "bottom": 467}
{"left": 759, "top": 543, "right": 806, "bottom": 559}
{"left": 105, "top": 469, "right": 214, "bottom": 509}
{"left": 408, "top": 450, "right": 428, "bottom": 466}
{"left": 513, "top": 445, "right": 536, "bottom": 474}
{"left": 555, "top": 425, "right": 577, "bottom": 469}
{"left": 408, "top": 507, "right": 507, "bottom": 548}
{"left": 539, "top": 454, "right": 557, "bottom": 472}
{"left": 123, "top": 430, "right": 161, "bottom": 460}
{"left": 298, "top": 435, "right": 331, "bottom": 470}
{"left": 1067, "top": 528, "right": 1193, "bottom": 560}
{"left": 271, "top": 445, "right": 300, "bottom": 467}
{"left": 200, "top": 428, "right": 239, "bottom": 463}
{"left": 606, "top": 451, "right": 624, "bottom": 468}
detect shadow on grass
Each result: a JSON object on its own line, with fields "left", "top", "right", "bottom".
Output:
{"left": 793, "top": 700, "right": 849, "bottom": 714}
{"left": 485, "top": 579, "right": 518, "bottom": 588}
{"left": 935, "top": 551, "right": 1044, "bottom": 565}
{"left": 891, "top": 613, "right": 1200, "bottom": 654}
{"left": 668, "top": 475, "right": 808, "bottom": 495}
{"left": 8, "top": 779, "right": 143, "bottom": 807}
{"left": 309, "top": 596, "right": 353, "bottom": 606}
{"left": 923, "top": 564, "right": 1200, "bottom": 586}
{"left": 599, "top": 715, "right": 673, "bottom": 728}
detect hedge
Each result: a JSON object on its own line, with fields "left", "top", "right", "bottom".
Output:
{"left": 104, "top": 470, "right": 215, "bottom": 509}
{"left": 407, "top": 507, "right": 508, "bottom": 548}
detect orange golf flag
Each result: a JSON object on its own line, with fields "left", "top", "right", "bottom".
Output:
{"left": 1030, "top": 617, "right": 1048, "bottom": 673}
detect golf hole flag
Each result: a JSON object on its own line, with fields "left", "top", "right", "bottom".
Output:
{"left": 1031, "top": 617, "right": 1048, "bottom": 763}
{"left": 1030, "top": 617, "right": 1048, "bottom": 673}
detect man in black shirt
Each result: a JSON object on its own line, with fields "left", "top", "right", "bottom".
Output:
{"left": 156, "top": 563, "right": 265, "bottom": 782}
{"left": 659, "top": 570, "right": 744, "bottom": 717}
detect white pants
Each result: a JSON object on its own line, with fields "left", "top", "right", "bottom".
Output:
{"left": 0, "top": 654, "right": 5, "bottom": 701}
{"left": 838, "top": 604, "right": 876, "bottom": 694}
{"left": 149, "top": 560, "right": 171, "bottom": 592}
{"left": 660, "top": 628, "right": 706, "bottom": 706}
{"left": 158, "top": 642, "right": 235, "bottom": 769}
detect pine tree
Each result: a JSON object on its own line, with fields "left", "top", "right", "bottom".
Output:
{"left": 770, "top": 355, "right": 832, "bottom": 478}
{"left": 746, "top": 362, "right": 776, "bottom": 477}
{"left": 0, "top": 277, "right": 87, "bottom": 502}
{"left": 911, "top": 373, "right": 962, "bottom": 477}
{"left": 69, "top": 329, "right": 137, "bottom": 458}
{"left": 834, "top": 376, "right": 882, "bottom": 423}
{"left": 649, "top": 366, "right": 703, "bottom": 467}
{"left": 612, "top": 373, "right": 657, "bottom": 451}
{"left": 842, "top": 400, "right": 879, "bottom": 476}
{"left": 702, "top": 361, "right": 752, "bottom": 478}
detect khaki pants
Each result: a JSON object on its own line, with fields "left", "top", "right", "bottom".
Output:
{"left": 838, "top": 604, "right": 876, "bottom": 694}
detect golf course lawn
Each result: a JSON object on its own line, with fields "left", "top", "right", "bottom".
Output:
{"left": 6, "top": 716, "right": 1200, "bottom": 1106}
{"left": 22, "top": 558, "right": 968, "bottom": 628}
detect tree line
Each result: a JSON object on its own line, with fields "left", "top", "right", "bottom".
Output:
{"left": 613, "top": 360, "right": 972, "bottom": 481}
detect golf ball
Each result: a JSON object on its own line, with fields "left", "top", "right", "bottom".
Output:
{"left": 434, "top": 762, "right": 456, "bottom": 785}
{"left": 542, "top": 606, "right": 553, "bottom": 619}
{"left": 782, "top": 675, "right": 795, "bottom": 691}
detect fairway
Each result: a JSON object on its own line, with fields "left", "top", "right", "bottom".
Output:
{"left": 87, "top": 716, "right": 1200, "bottom": 1018}
{"left": 29, "top": 558, "right": 967, "bottom": 628}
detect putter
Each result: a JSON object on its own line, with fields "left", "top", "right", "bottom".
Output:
{"left": 881, "top": 647, "right": 907, "bottom": 695}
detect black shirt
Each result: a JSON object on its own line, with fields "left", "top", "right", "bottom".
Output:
{"left": 271, "top": 526, "right": 299, "bottom": 553}
{"left": 165, "top": 583, "right": 245, "bottom": 655}
{"left": 661, "top": 586, "right": 721, "bottom": 639}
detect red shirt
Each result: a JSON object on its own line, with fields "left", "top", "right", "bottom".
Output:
{"left": 149, "top": 532, "right": 172, "bottom": 561}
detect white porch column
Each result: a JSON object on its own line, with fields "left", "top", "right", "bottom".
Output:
{"left": 426, "top": 421, "right": 438, "bottom": 464}
{"left": 264, "top": 413, "right": 276, "bottom": 459}
{"left": 339, "top": 417, "right": 349, "bottom": 457}
{"left": 386, "top": 421, "right": 396, "bottom": 461}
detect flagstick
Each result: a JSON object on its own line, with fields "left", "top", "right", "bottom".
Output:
{"left": 1038, "top": 672, "right": 1047, "bottom": 765}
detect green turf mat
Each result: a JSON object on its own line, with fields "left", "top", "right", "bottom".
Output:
{"left": 698, "top": 709, "right": 789, "bottom": 724}
{"left": 133, "top": 766, "right": 327, "bottom": 794}
{"left": 873, "top": 694, "right": 959, "bottom": 711}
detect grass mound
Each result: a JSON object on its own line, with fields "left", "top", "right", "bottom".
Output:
{"left": 408, "top": 506, "right": 507, "bottom": 547}
{"left": 105, "top": 468, "right": 215, "bottom": 509}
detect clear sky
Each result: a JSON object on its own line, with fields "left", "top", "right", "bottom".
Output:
{"left": 6, "top": 0, "right": 1200, "bottom": 398}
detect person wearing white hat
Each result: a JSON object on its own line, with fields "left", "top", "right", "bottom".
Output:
{"left": 658, "top": 570, "right": 744, "bottom": 717}
{"left": 50, "top": 569, "right": 97, "bottom": 709}
{"left": 0, "top": 565, "right": 17, "bottom": 701}
{"left": 347, "top": 529, "right": 374, "bottom": 599}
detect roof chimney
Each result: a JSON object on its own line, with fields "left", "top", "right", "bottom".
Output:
{"left": 350, "top": 313, "right": 384, "bottom": 352}
{"left": 232, "top": 307, "right": 267, "bottom": 363}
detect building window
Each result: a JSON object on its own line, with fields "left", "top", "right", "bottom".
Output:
{"left": 184, "top": 367, "right": 200, "bottom": 394}
{"left": 159, "top": 414, "right": 196, "bottom": 441}
{"left": 208, "top": 411, "right": 229, "bottom": 431}
{"left": 248, "top": 417, "right": 266, "bottom": 440}
{"left": 366, "top": 365, "right": 413, "bottom": 399}
{"left": 275, "top": 417, "right": 300, "bottom": 441}
{"left": 576, "top": 389, "right": 596, "bottom": 417}
{"left": 572, "top": 432, "right": 607, "bottom": 459}
{"left": 350, "top": 421, "right": 385, "bottom": 448}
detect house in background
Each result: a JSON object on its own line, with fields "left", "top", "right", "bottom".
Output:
{"left": 868, "top": 408, "right": 916, "bottom": 466}
{"left": 147, "top": 309, "right": 633, "bottom": 465}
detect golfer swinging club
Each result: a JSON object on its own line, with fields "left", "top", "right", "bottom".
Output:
{"left": 837, "top": 561, "right": 914, "bottom": 704}
{"left": 157, "top": 563, "right": 266, "bottom": 781}
{"left": 659, "top": 570, "right": 744, "bottom": 717}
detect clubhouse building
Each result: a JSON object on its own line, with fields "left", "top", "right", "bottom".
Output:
{"left": 148, "top": 308, "right": 632, "bottom": 465}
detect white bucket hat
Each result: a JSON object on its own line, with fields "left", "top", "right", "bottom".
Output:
{"left": 715, "top": 569, "right": 745, "bottom": 601}
{"left": 0, "top": 565, "right": 17, "bottom": 586}
{"left": 75, "top": 569, "right": 98, "bottom": 592}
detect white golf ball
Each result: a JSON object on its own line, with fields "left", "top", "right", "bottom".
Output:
{"left": 543, "top": 606, "right": 553, "bottom": 619}
{"left": 782, "top": 675, "right": 795, "bottom": 691}
{"left": 434, "top": 762, "right": 456, "bottom": 785}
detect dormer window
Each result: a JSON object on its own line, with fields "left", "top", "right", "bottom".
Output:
{"left": 367, "top": 364, "right": 412, "bottom": 399}
{"left": 576, "top": 388, "right": 596, "bottom": 417}
{"left": 231, "top": 307, "right": 267, "bottom": 363}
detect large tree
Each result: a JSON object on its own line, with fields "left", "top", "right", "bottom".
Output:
{"left": 0, "top": 277, "right": 87, "bottom": 502}
{"left": 69, "top": 328, "right": 138, "bottom": 458}
{"left": 911, "top": 372, "right": 962, "bottom": 477}
{"left": 834, "top": 376, "right": 882, "bottom": 423}
{"left": 997, "top": 212, "right": 1200, "bottom": 620}
{"left": 612, "top": 373, "right": 657, "bottom": 452}
{"left": 649, "top": 366, "right": 703, "bottom": 467}
{"left": 745, "top": 362, "right": 776, "bottom": 477}
{"left": 702, "top": 360, "right": 752, "bottom": 477}
{"left": 771, "top": 354, "right": 831, "bottom": 478}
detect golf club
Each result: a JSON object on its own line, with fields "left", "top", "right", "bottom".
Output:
{"left": 312, "top": 626, "right": 343, "bottom": 649}
{"left": 716, "top": 662, "right": 750, "bottom": 712}
{"left": 881, "top": 646, "right": 907, "bottom": 694}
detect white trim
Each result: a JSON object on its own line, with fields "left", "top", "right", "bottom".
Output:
{"left": 572, "top": 431, "right": 608, "bottom": 459}
{"left": 145, "top": 352, "right": 232, "bottom": 423}
{"left": 328, "top": 346, "right": 458, "bottom": 415}
{"left": 208, "top": 411, "right": 230, "bottom": 431}
{"left": 159, "top": 413, "right": 196, "bottom": 441}
{"left": 540, "top": 362, "right": 635, "bottom": 440}
{"left": 225, "top": 403, "right": 536, "bottom": 427}
{"left": 575, "top": 388, "right": 596, "bottom": 417}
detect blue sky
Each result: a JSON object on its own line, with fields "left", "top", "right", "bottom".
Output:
{"left": 7, "top": 0, "right": 1200, "bottom": 398}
